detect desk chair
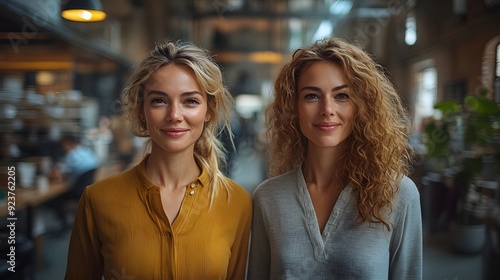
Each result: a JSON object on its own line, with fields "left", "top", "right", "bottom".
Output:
{"left": 69, "top": 168, "right": 98, "bottom": 199}
{"left": 46, "top": 168, "right": 97, "bottom": 233}
{"left": 64, "top": 168, "right": 98, "bottom": 224}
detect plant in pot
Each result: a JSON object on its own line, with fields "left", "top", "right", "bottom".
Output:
{"left": 421, "top": 99, "right": 464, "bottom": 235}
{"left": 428, "top": 88, "right": 500, "bottom": 254}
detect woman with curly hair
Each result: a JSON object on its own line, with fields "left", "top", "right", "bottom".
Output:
{"left": 66, "top": 41, "right": 252, "bottom": 279}
{"left": 248, "top": 37, "right": 422, "bottom": 280}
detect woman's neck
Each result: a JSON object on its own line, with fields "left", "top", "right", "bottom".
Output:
{"left": 302, "top": 145, "right": 347, "bottom": 192}
{"left": 145, "top": 148, "right": 201, "bottom": 191}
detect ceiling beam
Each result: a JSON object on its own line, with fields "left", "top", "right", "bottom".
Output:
{"left": 194, "top": 10, "right": 345, "bottom": 20}
{"left": 193, "top": 8, "right": 394, "bottom": 20}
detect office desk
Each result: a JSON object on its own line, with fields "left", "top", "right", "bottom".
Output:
{"left": 0, "top": 181, "right": 69, "bottom": 217}
{"left": 0, "top": 180, "right": 69, "bottom": 238}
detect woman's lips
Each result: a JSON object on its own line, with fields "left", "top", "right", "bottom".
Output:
{"left": 162, "top": 128, "right": 188, "bottom": 137}
{"left": 314, "top": 122, "right": 339, "bottom": 132}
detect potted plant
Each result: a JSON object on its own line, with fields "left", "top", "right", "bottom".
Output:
{"left": 424, "top": 88, "right": 500, "bottom": 254}
{"left": 421, "top": 98, "right": 464, "bottom": 235}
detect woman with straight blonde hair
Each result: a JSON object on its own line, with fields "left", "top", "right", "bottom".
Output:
{"left": 248, "top": 37, "right": 422, "bottom": 279}
{"left": 66, "top": 41, "right": 252, "bottom": 280}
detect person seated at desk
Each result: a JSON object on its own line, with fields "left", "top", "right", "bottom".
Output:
{"left": 49, "top": 134, "right": 100, "bottom": 188}
{"left": 47, "top": 134, "right": 100, "bottom": 230}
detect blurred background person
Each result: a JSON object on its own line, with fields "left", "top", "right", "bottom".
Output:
{"left": 47, "top": 133, "right": 100, "bottom": 231}
{"left": 48, "top": 134, "right": 100, "bottom": 188}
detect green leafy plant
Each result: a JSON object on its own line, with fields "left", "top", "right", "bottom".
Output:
{"left": 424, "top": 88, "right": 500, "bottom": 225}
{"left": 423, "top": 99, "right": 463, "bottom": 172}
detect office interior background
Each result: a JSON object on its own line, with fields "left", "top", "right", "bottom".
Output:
{"left": 0, "top": 0, "right": 500, "bottom": 279}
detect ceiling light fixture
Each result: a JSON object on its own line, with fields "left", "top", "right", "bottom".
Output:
{"left": 61, "top": 0, "right": 107, "bottom": 22}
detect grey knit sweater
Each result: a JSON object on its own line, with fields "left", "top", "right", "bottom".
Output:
{"left": 248, "top": 167, "right": 422, "bottom": 280}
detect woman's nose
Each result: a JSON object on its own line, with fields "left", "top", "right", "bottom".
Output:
{"left": 320, "top": 99, "right": 334, "bottom": 116}
{"left": 167, "top": 104, "right": 182, "bottom": 122}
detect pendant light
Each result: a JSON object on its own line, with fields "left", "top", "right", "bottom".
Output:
{"left": 61, "top": 0, "right": 107, "bottom": 22}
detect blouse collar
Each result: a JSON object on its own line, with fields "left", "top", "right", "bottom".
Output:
{"left": 135, "top": 154, "right": 210, "bottom": 191}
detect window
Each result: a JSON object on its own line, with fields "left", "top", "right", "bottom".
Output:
{"left": 415, "top": 67, "right": 438, "bottom": 123}
{"left": 495, "top": 43, "right": 500, "bottom": 102}
{"left": 411, "top": 67, "right": 437, "bottom": 150}
{"left": 496, "top": 43, "right": 500, "bottom": 78}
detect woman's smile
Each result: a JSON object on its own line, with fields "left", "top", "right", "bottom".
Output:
{"left": 162, "top": 128, "right": 189, "bottom": 138}
{"left": 313, "top": 122, "right": 340, "bottom": 132}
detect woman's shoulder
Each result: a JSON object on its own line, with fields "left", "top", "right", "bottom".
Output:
{"left": 394, "top": 175, "right": 421, "bottom": 207}
{"left": 84, "top": 166, "right": 140, "bottom": 196}
{"left": 224, "top": 177, "right": 251, "bottom": 201}
{"left": 253, "top": 168, "right": 298, "bottom": 198}
{"left": 218, "top": 177, "right": 252, "bottom": 214}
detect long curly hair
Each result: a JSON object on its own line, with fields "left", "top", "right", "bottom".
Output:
{"left": 268, "top": 38, "right": 414, "bottom": 230}
{"left": 120, "top": 40, "right": 235, "bottom": 203}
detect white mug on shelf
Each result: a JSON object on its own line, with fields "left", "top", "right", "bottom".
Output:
{"left": 18, "top": 162, "right": 36, "bottom": 188}
{"left": 37, "top": 175, "right": 49, "bottom": 192}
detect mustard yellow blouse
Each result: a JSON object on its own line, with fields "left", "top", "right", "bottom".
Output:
{"left": 65, "top": 156, "right": 252, "bottom": 279}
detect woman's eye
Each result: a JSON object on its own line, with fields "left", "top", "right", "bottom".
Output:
{"left": 185, "top": 98, "right": 201, "bottom": 105}
{"left": 304, "top": 93, "right": 319, "bottom": 100}
{"left": 151, "top": 98, "right": 165, "bottom": 104}
{"left": 335, "top": 93, "right": 349, "bottom": 100}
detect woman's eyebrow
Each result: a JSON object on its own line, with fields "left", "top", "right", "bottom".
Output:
{"left": 299, "top": 84, "right": 348, "bottom": 92}
{"left": 145, "top": 90, "right": 167, "bottom": 96}
{"left": 145, "top": 90, "right": 202, "bottom": 97}
{"left": 332, "top": 85, "right": 348, "bottom": 91}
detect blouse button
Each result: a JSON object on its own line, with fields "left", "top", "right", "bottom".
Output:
{"left": 189, "top": 190, "right": 195, "bottom": 195}
{"left": 190, "top": 183, "right": 196, "bottom": 189}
